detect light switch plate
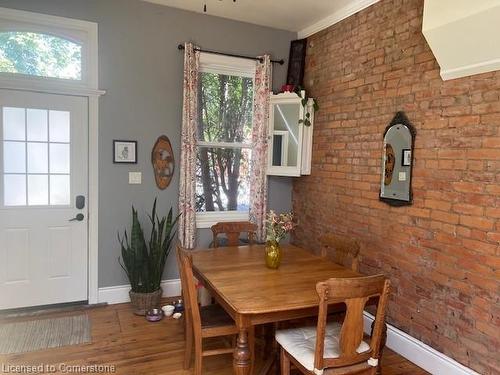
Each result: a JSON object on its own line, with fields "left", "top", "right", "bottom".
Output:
{"left": 398, "top": 171, "right": 406, "bottom": 181}
{"left": 129, "top": 172, "right": 142, "bottom": 184}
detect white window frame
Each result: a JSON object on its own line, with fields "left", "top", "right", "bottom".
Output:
{"left": 195, "top": 53, "right": 256, "bottom": 229}
{"left": 0, "top": 7, "right": 104, "bottom": 304}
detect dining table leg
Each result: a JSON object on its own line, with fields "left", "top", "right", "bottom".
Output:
{"left": 234, "top": 328, "right": 251, "bottom": 375}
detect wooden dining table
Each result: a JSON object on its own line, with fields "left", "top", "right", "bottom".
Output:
{"left": 191, "top": 243, "right": 387, "bottom": 375}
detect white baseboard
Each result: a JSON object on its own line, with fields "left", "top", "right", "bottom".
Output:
{"left": 98, "top": 279, "right": 181, "bottom": 305}
{"left": 363, "top": 312, "right": 480, "bottom": 375}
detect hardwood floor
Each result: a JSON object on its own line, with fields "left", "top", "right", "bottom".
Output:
{"left": 0, "top": 302, "right": 429, "bottom": 374}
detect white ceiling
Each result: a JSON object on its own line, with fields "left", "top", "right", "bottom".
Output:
{"left": 142, "top": 0, "right": 379, "bottom": 37}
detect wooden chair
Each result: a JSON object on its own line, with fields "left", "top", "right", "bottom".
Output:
{"left": 210, "top": 221, "right": 257, "bottom": 248}
{"left": 176, "top": 245, "right": 255, "bottom": 375}
{"left": 320, "top": 234, "right": 360, "bottom": 272}
{"left": 276, "top": 275, "right": 390, "bottom": 375}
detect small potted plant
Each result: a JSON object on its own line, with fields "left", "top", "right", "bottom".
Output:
{"left": 265, "top": 210, "right": 296, "bottom": 269}
{"left": 294, "top": 86, "right": 319, "bottom": 127}
{"left": 118, "top": 199, "right": 178, "bottom": 315}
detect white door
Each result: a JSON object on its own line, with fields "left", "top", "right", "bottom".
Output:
{"left": 0, "top": 89, "right": 88, "bottom": 309}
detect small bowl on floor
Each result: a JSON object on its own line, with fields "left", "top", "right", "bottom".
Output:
{"left": 145, "top": 308, "right": 163, "bottom": 322}
{"left": 173, "top": 312, "right": 182, "bottom": 320}
{"left": 162, "top": 305, "right": 175, "bottom": 317}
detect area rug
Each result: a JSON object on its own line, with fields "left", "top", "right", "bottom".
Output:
{"left": 0, "top": 315, "right": 91, "bottom": 354}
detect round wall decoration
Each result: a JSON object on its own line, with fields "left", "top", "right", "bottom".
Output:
{"left": 151, "top": 135, "right": 174, "bottom": 189}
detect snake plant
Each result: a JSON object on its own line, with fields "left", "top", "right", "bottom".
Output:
{"left": 118, "top": 199, "right": 179, "bottom": 293}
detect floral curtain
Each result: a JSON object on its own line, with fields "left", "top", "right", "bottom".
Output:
{"left": 249, "top": 55, "right": 272, "bottom": 242}
{"left": 178, "top": 43, "right": 199, "bottom": 249}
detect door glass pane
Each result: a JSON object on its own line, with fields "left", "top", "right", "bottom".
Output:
{"left": 3, "top": 141, "right": 26, "bottom": 173}
{"left": 28, "top": 175, "right": 48, "bottom": 205}
{"left": 49, "top": 144, "right": 70, "bottom": 173}
{"left": 2, "top": 105, "right": 74, "bottom": 207}
{"left": 27, "top": 143, "right": 48, "bottom": 173}
{"left": 50, "top": 175, "right": 70, "bottom": 205}
{"left": 4, "top": 174, "right": 26, "bottom": 206}
{"left": 3, "top": 107, "right": 25, "bottom": 141}
{"left": 27, "top": 109, "right": 48, "bottom": 141}
{"left": 49, "top": 111, "right": 70, "bottom": 142}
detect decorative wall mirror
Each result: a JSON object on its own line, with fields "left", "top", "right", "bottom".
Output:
{"left": 380, "top": 112, "right": 416, "bottom": 206}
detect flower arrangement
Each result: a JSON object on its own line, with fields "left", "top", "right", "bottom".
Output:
{"left": 265, "top": 210, "right": 297, "bottom": 243}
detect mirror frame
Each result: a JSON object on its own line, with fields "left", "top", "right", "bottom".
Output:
{"left": 379, "top": 111, "right": 417, "bottom": 207}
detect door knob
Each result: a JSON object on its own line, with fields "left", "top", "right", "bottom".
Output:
{"left": 69, "top": 213, "right": 84, "bottom": 222}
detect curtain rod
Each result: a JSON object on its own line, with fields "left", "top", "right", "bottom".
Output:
{"left": 177, "top": 44, "right": 285, "bottom": 65}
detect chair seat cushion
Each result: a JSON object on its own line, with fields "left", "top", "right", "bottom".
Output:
{"left": 275, "top": 322, "right": 370, "bottom": 372}
{"left": 200, "top": 304, "right": 235, "bottom": 328}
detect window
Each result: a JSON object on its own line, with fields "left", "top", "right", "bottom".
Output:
{"left": 0, "top": 32, "right": 82, "bottom": 80}
{"left": 195, "top": 54, "right": 256, "bottom": 227}
{"left": 2, "top": 106, "right": 71, "bottom": 206}
{"left": 0, "top": 6, "right": 99, "bottom": 90}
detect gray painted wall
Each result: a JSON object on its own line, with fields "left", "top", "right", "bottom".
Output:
{"left": 0, "top": 0, "right": 295, "bottom": 287}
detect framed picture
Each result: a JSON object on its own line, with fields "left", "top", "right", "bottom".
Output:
{"left": 402, "top": 149, "right": 412, "bottom": 166}
{"left": 113, "top": 140, "right": 137, "bottom": 164}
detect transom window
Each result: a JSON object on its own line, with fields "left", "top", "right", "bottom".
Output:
{"left": 0, "top": 32, "right": 82, "bottom": 80}
{"left": 2, "top": 106, "right": 71, "bottom": 206}
{"left": 195, "top": 55, "right": 255, "bottom": 217}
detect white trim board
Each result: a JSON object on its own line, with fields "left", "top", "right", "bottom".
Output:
{"left": 98, "top": 279, "right": 181, "bottom": 305}
{"left": 298, "top": 0, "right": 380, "bottom": 38}
{"left": 363, "top": 312, "right": 480, "bottom": 375}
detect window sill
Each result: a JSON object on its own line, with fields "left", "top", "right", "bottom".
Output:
{"left": 196, "top": 211, "right": 249, "bottom": 229}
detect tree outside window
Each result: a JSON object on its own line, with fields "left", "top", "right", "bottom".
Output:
{"left": 196, "top": 71, "right": 254, "bottom": 213}
{"left": 0, "top": 32, "right": 81, "bottom": 80}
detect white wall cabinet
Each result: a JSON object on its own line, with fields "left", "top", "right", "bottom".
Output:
{"left": 267, "top": 91, "right": 314, "bottom": 177}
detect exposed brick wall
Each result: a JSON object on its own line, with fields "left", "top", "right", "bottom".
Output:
{"left": 292, "top": 0, "right": 499, "bottom": 373}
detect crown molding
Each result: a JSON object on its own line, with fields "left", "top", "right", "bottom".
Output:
{"left": 298, "top": 0, "right": 380, "bottom": 38}
{"left": 440, "top": 57, "right": 500, "bottom": 81}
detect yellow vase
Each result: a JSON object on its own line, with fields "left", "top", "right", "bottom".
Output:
{"left": 265, "top": 240, "right": 282, "bottom": 269}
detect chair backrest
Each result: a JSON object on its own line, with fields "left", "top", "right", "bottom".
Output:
{"left": 211, "top": 221, "right": 257, "bottom": 247}
{"left": 319, "top": 234, "right": 360, "bottom": 272}
{"left": 176, "top": 245, "right": 202, "bottom": 333}
{"left": 314, "top": 275, "right": 390, "bottom": 371}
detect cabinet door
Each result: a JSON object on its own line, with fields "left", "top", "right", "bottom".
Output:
{"left": 267, "top": 98, "right": 303, "bottom": 176}
{"left": 300, "top": 100, "right": 314, "bottom": 175}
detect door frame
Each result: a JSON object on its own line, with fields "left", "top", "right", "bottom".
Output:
{"left": 0, "top": 7, "right": 104, "bottom": 304}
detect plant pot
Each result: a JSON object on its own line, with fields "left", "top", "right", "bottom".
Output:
{"left": 265, "top": 240, "right": 282, "bottom": 269}
{"left": 129, "top": 288, "right": 163, "bottom": 316}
